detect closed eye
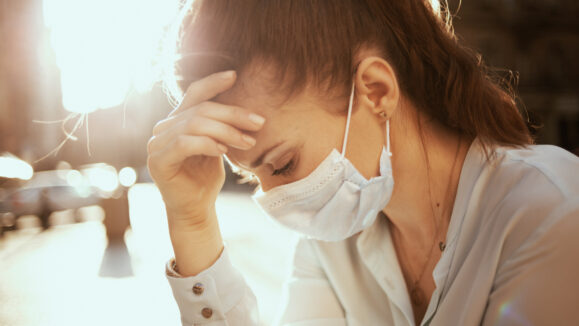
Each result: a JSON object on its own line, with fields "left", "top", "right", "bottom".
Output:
{"left": 271, "top": 159, "right": 295, "bottom": 176}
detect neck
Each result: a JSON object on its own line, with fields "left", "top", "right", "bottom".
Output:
{"left": 382, "top": 109, "right": 471, "bottom": 251}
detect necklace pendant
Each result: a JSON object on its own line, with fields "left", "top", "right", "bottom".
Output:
{"left": 410, "top": 288, "right": 425, "bottom": 306}
{"left": 439, "top": 241, "right": 446, "bottom": 251}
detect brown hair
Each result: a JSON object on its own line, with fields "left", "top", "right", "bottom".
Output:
{"left": 164, "top": 0, "right": 534, "bottom": 150}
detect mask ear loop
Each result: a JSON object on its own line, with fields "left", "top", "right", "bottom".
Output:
{"left": 386, "top": 119, "right": 392, "bottom": 157}
{"left": 341, "top": 81, "right": 356, "bottom": 157}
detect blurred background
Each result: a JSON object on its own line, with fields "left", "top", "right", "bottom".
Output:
{"left": 0, "top": 1, "right": 578, "bottom": 325}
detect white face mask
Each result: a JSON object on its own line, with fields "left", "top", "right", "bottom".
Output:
{"left": 252, "top": 81, "right": 394, "bottom": 241}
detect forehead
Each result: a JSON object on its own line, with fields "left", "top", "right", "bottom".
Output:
{"left": 214, "top": 80, "right": 343, "bottom": 171}
{"left": 215, "top": 89, "right": 306, "bottom": 170}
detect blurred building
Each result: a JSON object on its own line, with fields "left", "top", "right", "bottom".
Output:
{"left": 449, "top": 0, "right": 579, "bottom": 154}
{"left": 0, "top": 0, "right": 578, "bottom": 175}
{"left": 0, "top": 2, "right": 578, "bottom": 325}
{"left": 0, "top": 1, "right": 43, "bottom": 161}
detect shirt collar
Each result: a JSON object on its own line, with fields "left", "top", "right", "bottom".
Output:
{"left": 355, "top": 137, "right": 488, "bottom": 325}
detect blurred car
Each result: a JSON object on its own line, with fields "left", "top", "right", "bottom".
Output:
{"left": 0, "top": 155, "right": 136, "bottom": 233}
{"left": 0, "top": 170, "right": 102, "bottom": 230}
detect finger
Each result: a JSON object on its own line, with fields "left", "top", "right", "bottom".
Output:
{"left": 153, "top": 102, "right": 265, "bottom": 136}
{"left": 168, "top": 70, "right": 237, "bottom": 118}
{"left": 150, "top": 116, "right": 256, "bottom": 153}
{"left": 148, "top": 135, "right": 226, "bottom": 178}
{"left": 197, "top": 102, "right": 266, "bottom": 131}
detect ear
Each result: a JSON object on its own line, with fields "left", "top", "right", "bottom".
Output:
{"left": 354, "top": 56, "right": 400, "bottom": 119}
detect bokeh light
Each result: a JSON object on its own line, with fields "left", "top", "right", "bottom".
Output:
{"left": 84, "top": 164, "right": 118, "bottom": 192}
{"left": 42, "top": 0, "right": 181, "bottom": 113}
{"left": 118, "top": 167, "right": 137, "bottom": 187}
{"left": 65, "top": 169, "right": 82, "bottom": 187}
{"left": 0, "top": 154, "right": 34, "bottom": 180}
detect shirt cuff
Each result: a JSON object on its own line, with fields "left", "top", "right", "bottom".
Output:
{"left": 165, "top": 246, "right": 247, "bottom": 325}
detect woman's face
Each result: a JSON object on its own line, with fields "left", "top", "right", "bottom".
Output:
{"left": 215, "top": 74, "right": 386, "bottom": 192}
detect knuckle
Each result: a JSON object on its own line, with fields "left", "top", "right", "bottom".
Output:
{"left": 225, "top": 106, "right": 241, "bottom": 121}
{"left": 196, "top": 102, "right": 211, "bottom": 116}
{"left": 146, "top": 155, "right": 158, "bottom": 172}
{"left": 206, "top": 135, "right": 218, "bottom": 147}
{"left": 198, "top": 136, "right": 213, "bottom": 148}
{"left": 221, "top": 105, "right": 234, "bottom": 117}
{"left": 185, "top": 117, "right": 202, "bottom": 133}
{"left": 226, "top": 125, "right": 241, "bottom": 140}
{"left": 174, "top": 135, "right": 189, "bottom": 151}
{"left": 184, "top": 81, "right": 199, "bottom": 97}
{"left": 233, "top": 107, "right": 246, "bottom": 120}
{"left": 152, "top": 120, "right": 164, "bottom": 135}
{"left": 200, "top": 137, "right": 216, "bottom": 154}
{"left": 146, "top": 137, "right": 155, "bottom": 154}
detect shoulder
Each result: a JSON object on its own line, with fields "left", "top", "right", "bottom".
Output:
{"left": 494, "top": 143, "right": 579, "bottom": 198}
{"left": 466, "top": 142, "right": 579, "bottom": 264}
{"left": 470, "top": 143, "right": 579, "bottom": 218}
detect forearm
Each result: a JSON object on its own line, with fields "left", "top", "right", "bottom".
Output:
{"left": 168, "top": 208, "right": 224, "bottom": 277}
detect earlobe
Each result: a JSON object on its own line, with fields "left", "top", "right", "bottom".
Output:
{"left": 354, "top": 57, "right": 400, "bottom": 119}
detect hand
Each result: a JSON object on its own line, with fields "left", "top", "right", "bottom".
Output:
{"left": 147, "top": 70, "right": 265, "bottom": 232}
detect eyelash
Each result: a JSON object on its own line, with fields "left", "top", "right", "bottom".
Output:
{"left": 272, "top": 160, "right": 295, "bottom": 176}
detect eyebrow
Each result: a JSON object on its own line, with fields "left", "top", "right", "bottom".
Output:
{"left": 250, "top": 141, "right": 286, "bottom": 169}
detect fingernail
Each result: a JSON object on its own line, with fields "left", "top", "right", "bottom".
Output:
{"left": 242, "top": 134, "right": 256, "bottom": 147}
{"left": 220, "top": 70, "right": 236, "bottom": 79}
{"left": 217, "top": 144, "right": 228, "bottom": 153}
{"left": 248, "top": 113, "right": 265, "bottom": 126}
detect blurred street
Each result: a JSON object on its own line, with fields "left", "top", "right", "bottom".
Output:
{"left": 0, "top": 185, "right": 298, "bottom": 326}
{"left": 0, "top": 1, "right": 577, "bottom": 326}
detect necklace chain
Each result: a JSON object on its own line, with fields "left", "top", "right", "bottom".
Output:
{"left": 428, "top": 134, "right": 462, "bottom": 253}
{"left": 395, "top": 135, "right": 462, "bottom": 306}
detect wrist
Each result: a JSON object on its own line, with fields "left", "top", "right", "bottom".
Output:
{"left": 166, "top": 204, "right": 216, "bottom": 232}
{"left": 168, "top": 211, "right": 224, "bottom": 277}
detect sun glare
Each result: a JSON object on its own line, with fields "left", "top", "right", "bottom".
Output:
{"left": 42, "top": 0, "right": 181, "bottom": 113}
{"left": 0, "top": 154, "right": 34, "bottom": 180}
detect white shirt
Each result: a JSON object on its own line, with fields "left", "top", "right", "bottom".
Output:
{"left": 166, "top": 138, "right": 579, "bottom": 326}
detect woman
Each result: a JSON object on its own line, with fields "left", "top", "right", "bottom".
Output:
{"left": 146, "top": 0, "right": 579, "bottom": 325}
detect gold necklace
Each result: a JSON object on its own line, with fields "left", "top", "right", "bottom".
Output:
{"left": 431, "top": 134, "right": 462, "bottom": 252}
{"left": 395, "top": 135, "right": 462, "bottom": 307}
